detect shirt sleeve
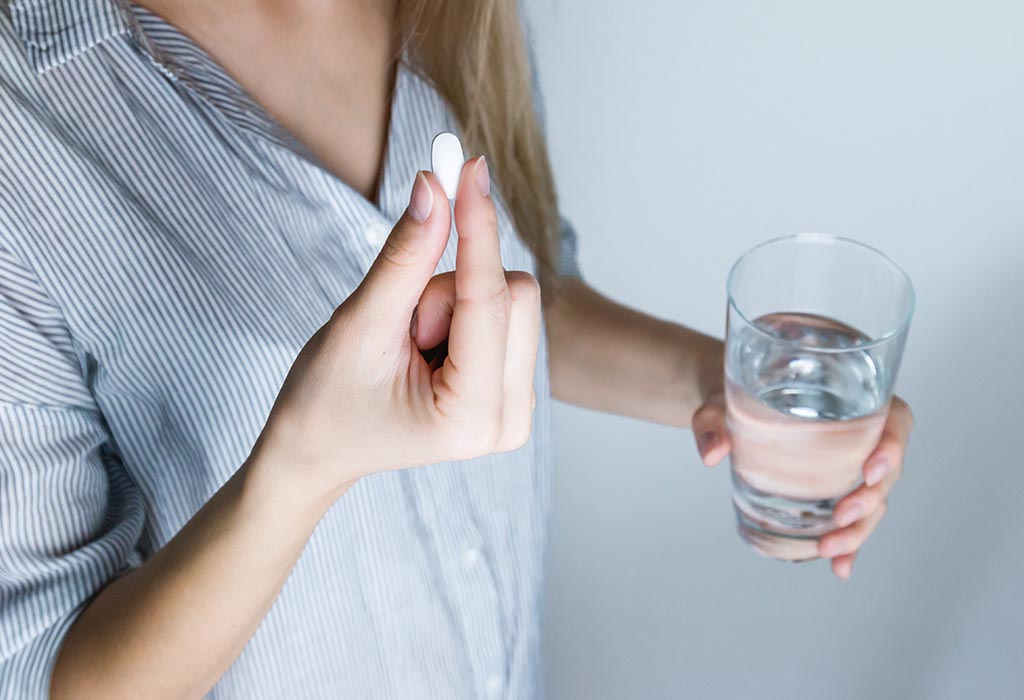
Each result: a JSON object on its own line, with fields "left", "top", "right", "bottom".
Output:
{"left": 524, "top": 16, "right": 583, "bottom": 280}
{"left": 0, "top": 243, "right": 145, "bottom": 698}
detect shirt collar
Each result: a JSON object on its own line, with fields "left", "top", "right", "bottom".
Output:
{"left": 8, "top": 0, "right": 131, "bottom": 73}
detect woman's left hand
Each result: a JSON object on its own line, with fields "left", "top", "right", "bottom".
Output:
{"left": 692, "top": 394, "right": 914, "bottom": 580}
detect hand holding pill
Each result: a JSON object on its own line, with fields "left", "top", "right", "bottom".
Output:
{"left": 259, "top": 134, "right": 541, "bottom": 495}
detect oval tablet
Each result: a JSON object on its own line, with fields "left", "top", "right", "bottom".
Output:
{"left": 431, "top": 132, "right": 464, "bottom": 200}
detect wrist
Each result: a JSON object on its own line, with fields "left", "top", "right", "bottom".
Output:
{"left": 696, "top": 334, "right": 725, "bottom": 403}
{"left": 242, "top": 430, "right": 357, "bottom": 518}
{"left": 666, "top": 323, "right": 723, "bottom": 406}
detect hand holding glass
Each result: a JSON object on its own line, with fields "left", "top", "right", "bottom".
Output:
{"left": 725, "top": 234, "right": 914, "bottom": 562}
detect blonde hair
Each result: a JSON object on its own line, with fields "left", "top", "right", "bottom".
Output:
{"left": 396, "top": 0, "right": 562, "bottom": 294}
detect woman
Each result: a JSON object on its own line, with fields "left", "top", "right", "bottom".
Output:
{"left": 0, "top": 0, "right": 913, "bottom": 697}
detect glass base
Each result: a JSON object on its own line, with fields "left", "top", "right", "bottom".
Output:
{"left": 731, "top": 469, "right": 845, "bottom": 562}
{"left": 734, "top": 508, "right": 821, "bottom": 562}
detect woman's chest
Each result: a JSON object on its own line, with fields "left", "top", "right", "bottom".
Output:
{"left": 38, "top": 150, "right": 380, "bottom": 499}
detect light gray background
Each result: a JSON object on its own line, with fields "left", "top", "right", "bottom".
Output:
{"left": 527, "top": 1, "right": 1024, "bottom": 698}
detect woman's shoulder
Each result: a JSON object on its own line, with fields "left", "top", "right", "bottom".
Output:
{"left": 0, "top": 12, "right": 77, "bottom": 184}
{"left": 0, "top": 12, "right": 120, "bottom": 251}
{"left": 0, "top": 7, "right": 35, "bottom": 97}
{"left": 0, "top": 3, "right": 137, "bottom": 163}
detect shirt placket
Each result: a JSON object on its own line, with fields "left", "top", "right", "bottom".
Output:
{"left": 411, "top": 467, "right": 510, "bottom": 700}
{"left": 382, "top": 75, "right": 511, "bottom": 698}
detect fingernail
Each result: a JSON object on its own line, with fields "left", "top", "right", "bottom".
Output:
{"left": 865, "top": 456, "right": 892, "bottom": 487}
{"left": 837, "top": 560, "right": 853, "bottom": 581}
{"left": 410, "top": 306, "right": 419, "bottom": 339}
{"left": 835, "top": 502, "right": 865, "bottom": 528}
{"left": 407, "top": 172, "right": 433, "bottom": 222}
{"left": 697, "top": 431, "right": 717, "bottom": 459}
{"left": 474, "top": 156, "right": 491, "bottom": 197}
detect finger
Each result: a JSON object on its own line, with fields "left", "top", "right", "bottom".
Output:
{"left": 413, "top": 272, "right": 455, "bottom": 352}
{"left": 357, "top": 171, "right": 451, "bottom": 321}
{"left": 691, "top": 396, "right": 731, "bottom": 466}
{"left": 863, "top": 396, "right": 914, "bottom": 487}
{"left": 452, "top": 156, "right": 505, "bottom": 302}
{"left": 832, "top": 461, "right": 902, "bottom": 527}
{"left": 831, "top": 551, "right": 858, "bottom": 580}
{"left": 440, "top": 156, "right": 509, "bottom": 408}
{"left": 495, "top": 271, "right": 542, "bottom": 452}
{"left": 818, "top": 500, "right": 887, "bottom": 558}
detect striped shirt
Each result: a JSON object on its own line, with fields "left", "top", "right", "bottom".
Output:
{"left": 0, "top": 1, "right": 579, "bottom": 697}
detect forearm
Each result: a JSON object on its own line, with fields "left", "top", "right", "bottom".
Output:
{"left": 545, "top": 278, "right": 723, "bottom": 428}
{"left": 51, "top": 441, "right": 350, "bottom": 700}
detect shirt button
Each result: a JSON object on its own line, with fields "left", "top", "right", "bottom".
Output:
{"left": 363, "top": 221, "right": 390, "bottom": 247}
{"left": 485, "top": 675, "right": 502, "bottom": 698}
{"left": 461, "top": 545, "right": 481, "bottom": 567}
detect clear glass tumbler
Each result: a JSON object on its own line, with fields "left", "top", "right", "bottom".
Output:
{"left": 725, "top": 233, "right": 914, "bottom": 562}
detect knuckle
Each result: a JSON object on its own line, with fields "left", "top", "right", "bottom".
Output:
{"left": 879, "top": 431, "right": 902, "bottom": 453}
{"left": 462, "top": 280, "right": 511, "bottom": 306}
{"left": 468, "top": 284, "right": 511, "bottom": 324}
{"left": 489, "top": 283, "right": 512, "bottom": 311}
{"left": 865, "top": 484, "right": 884, "bottom": 505}
{"left": 378, "top": 233, "right": 418, "bottom": 269}
{"left": 505, "top": 272, "right": 541, "bottom": 303}
{"left": 513, "top": 417, "right": 534, "bottom": 449}
{"left": 692, "top": 402, "right": 724, "bottom": 426}
{"left": 449, "top": 411, "right": 502, "bottom": 460}
{"left": 498, "top": 409, "right": 534, "bottom": 452}
{"left": 424, "top": 270, "right": 456, "bottom": 295}
{"left": 474, "top": 417, "right": 503, "bottom": 456}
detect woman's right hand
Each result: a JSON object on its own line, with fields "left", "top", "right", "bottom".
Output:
{"left": 254, "top": 156, "right": 541, "bottom": 498}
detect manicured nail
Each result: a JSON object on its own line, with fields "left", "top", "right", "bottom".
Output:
{"left": 407, "top": 171, "right": 433, "bottom": 222}
{"left": 474, "top": 156, "right": 491, "bottom": 197}
{"left": 697, "top": 431, "right": 717, "bottom": 459}
{"left": 865, "top": 456, "right": 892, "bottom": 487}
{"left": 835, "top": 502, "right": 865, "bottom": 528}
{"left": 409, "top": 306, "right": 419, "bottom": 339}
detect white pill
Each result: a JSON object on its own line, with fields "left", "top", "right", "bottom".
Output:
{"left": 431, "top": 132, "right": 464, "bottom": 200}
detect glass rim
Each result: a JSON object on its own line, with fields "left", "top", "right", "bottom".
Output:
{"left": 726, "top": 232, "right": 916, "bottom": 354}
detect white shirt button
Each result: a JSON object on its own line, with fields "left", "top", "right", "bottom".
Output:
{"left": 461, "top": 545, "right": 481, "bottom": 567}
{"left": 485, "top": 675, "right": 502, "bottom": 698}
{"left": 363, "top": 220, "right": 390, "bottom": 247}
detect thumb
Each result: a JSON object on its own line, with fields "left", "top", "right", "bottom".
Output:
{"left": 692, "top": 394, "right": 731, "bottom": 466}
{"left": 357, "top": 171, "right": 451, "bottom": 317}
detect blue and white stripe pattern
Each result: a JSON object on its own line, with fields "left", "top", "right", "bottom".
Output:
{"left": 0, "top": 1, "right": 578, "bottom": 697}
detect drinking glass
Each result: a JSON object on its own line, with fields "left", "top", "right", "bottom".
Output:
{"left": 725, "top": 233, "right": 914, "bottom": 562}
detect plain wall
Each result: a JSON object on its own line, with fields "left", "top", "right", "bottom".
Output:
{"left": 527, "top": 1, "right": 1024, "bottom": 698}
